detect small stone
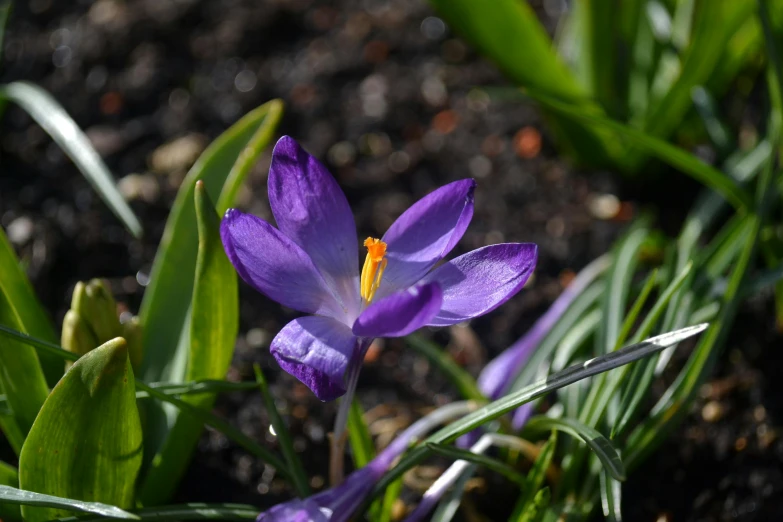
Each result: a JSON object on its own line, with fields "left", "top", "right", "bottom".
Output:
{"left": 7, "top": 216, "right": 34, "bottom": 245}
{"left": 150, "top": 134, "right": 207, "bottom": 175}
{"left": 118, "top": 173, "right": 160, "bottom": 203}
{"left": 702, "top": 401, "right": 724, "bottom": 423}
{"left": 588, "top": 193, "right": 621, "bottom": 220}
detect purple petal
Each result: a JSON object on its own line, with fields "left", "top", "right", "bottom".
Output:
{"left": 378, "top": 179, "right": 475, "bottom": 295}
{"left": 423, "top": 243, "right": 538, "bottom": 326}
{"left": 257, "top": 499, "right": 328, "bottom": 522}
{"left": 271, "top": 316, "right": 360, "bottom": 401}
{"left": 352, "top": 282, "right": 443, "bottom": 338}
{"left": 268, "top": 136, "right": 361, "bottom": 318}
{"left": 310, "top": 468, "right": 376, "bottom": 522}
{"left": 221, "top": 209, "right": 344, "bottom": 319}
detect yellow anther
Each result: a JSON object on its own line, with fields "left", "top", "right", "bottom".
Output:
{"left": 361, "top": 237, "right": 388, "bottom": 303}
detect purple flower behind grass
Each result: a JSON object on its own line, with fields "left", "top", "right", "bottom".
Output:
{"left": 256, "top": 402, "right": 475, "bottom": 522}
{"left": 221, "top": 136, "right": 538, "bottom": 406}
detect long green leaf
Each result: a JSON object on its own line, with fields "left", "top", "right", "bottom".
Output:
{"left": 58, "top": 503, "right": 259, "bottom": 522}
{"left": 0, "top": 228, "right": 60, "bottom": 383}
{"left": 0, "top": 485, "right": 137, "bottom": 520}
{"left": 425, "top": 442, "right": 527, "bottom": 486}
{"left": 599, "top": 468, "right": 623, "bottom": 521}
{"left": 509, "top": 432, "right": 556, "bottom": 521}
{"left": 18, "top": 338, "right": 143, "bottom": 522}
{"left": 524, "top": 416, "right": 625, "bottom": 481}
{"left": 366, "top": 324, "right": 707, "bottom": 505}
{"left": 642, "top": 0, "right": 755, "bottom": 141}
{"left": 0, "top": 287, "right": 49, "bottom": 452}
{"left": 525, "top": 88, "right": 753, "bottom": 209}
{"left": 0, "top": 82, "right": 142, "bottom": 237}
{"left": 138, "top": 99, "right": 282, "bottom": 483}
{"left": 427, "top": 0, "right": 618, "bottom": 165}
{"left": 0, "top": 460, "right": 21, "bottom": 521}
{"left": 139, "top": 99, "right": 282, "bottom": 383}
{"left": 138, "top": 182, "right": 240, "bottom": 504}
{"left": 253, "top": 365, "right": 310, "bottom": 497}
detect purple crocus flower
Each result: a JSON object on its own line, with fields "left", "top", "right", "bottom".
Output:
{"left": 221, "top": 136, "right": 538, "bottom": 404}
{"left": 257, "top": 401, "right": 475, "bottom": 522}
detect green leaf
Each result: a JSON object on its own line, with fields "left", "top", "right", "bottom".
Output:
{"left": 524, "top": 416, "right": 625, "bottom": 481}
{"left": 0, "top": 460, "right": 21, "bottom": 521}
{"left": 515, "top": 487, "right": 551, "bottom": 522}
{"left": 18, "top": 338, "right": 143, "bottom": 522}
{"left": 253, "top": 365, "right": 310, "bottom": 497}
{"left": 0, "top": 227, "right": 61, "bottom": 383}
{"left": 405, "top": 334, "right": 485, "bottom": 401}
{"left": 524, "top": 88, "right": 753, "bottom": 209}
{"left": 138, "top": 100, "right": 282, "bottom": 475}
{"left": 426, "top": 0, "right": 619, "bottom": 165}
{"left": 0, "top": 485, "right": 138, "bottom": 520}
{"left": 366, "top": 324, "right": 707, "bottom": 505}
{"left": 425, "top": 442, "right": 528, "bottom": 486}
{"left": 348, "top": 399, "right": 376, "bottom": 469}
{"left": 138, "top": 181, "right": 240, "bottom": 504}
{"left": 600, "top": 468, "right": 623, "bottom": 521}
{"left": 509, "top": 432, "right": 556, "bottom": 521}
{"left": 0, "top": 82, "right": 142, "bottom": 237}
{"left": 642, "top": 0, "right": 755, "bottom": 141}
{"left": 58, "top": 503, "right": 259, "bottom": 522}
{"left": 0, "top": 286, "right": 49, "bottom": 453}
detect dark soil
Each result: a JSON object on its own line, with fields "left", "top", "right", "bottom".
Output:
{"left": 1, "top": 1, "right": 781, "bottom": 521}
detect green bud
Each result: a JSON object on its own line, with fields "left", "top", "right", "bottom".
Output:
{"left": 81, "top": 279, "right": 121, "bottom": 342}
{"left": 62, "top": 279, "right": 143, "bottom": 369}
{"left": 61, "top": 310, "right": 99, "bottom": 358}
{"left": 121, "top": 316, "right": 144, "bottom": 372}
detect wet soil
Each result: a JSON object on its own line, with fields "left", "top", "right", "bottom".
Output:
{"left": 1, "top": 1, "right": 781, "bottom": 520}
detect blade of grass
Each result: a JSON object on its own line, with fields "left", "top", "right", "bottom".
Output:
{"left": 253, "top": 365, "right": 310, "bottom": 497}
{"left": 509, "top": 432, "right": 556, "bottom": 521}
{"left": 139, "top": 99, "right": 282, "bottom": 481}
{"left": 364, "top": 325, "right": 708, "bottom": 508}
{"left": 138, "top": 182, "right": 241, "bottom": 505}
{"left": 0, "top": 485, "right": 138, "bottom": 520}
{"left": 599, "top": 468, "right": 623, "bottom": 521}
{"left": 58, "top": 503, "right": 260, "bottom": 522}
{"left": 425, "top": 442, "right": 527, "bottom": 486}
{"left": 0, "top": 228, "right": 60, "bottom": 384}
{"left": 426, "top": 0, "right": 620, "bottom": 165}
{"left": 0, "top": 82, "right": 142, "bottom": 237}
{"left": 524, "top": 88, "right": 753, "bottom": 209}
{"left": 0, "top": 289, "right": 49, "bottom": 452}
{"left": 0, "top": 460, "right": 21, "bottom": 521}
{"left": 524, "top": 417, "right": 625, "bottom": 481}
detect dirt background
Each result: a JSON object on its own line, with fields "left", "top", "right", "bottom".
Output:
{"left": 1, "top": 0, "right": 781, "bottom": 520}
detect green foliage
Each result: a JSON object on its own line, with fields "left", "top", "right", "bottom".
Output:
{"left": 137, "top": 100, "right": 282, "bottom": 494}
{"left": 429, "top": 0, "right": 774, "bottom": 176}
{"left": 18, "top": 338, "right": 143, "bottom": 522}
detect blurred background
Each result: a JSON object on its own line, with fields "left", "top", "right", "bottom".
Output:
{"left": 0, "top": 1, "right": 780, "bottom": 520}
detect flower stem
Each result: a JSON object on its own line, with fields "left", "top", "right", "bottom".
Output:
{"left": 330, "top": 338, "right": 371, "bottom": 486}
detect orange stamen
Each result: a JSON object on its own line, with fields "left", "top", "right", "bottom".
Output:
{"left": 361, "top": 237, "right": 387, "bottom": 303}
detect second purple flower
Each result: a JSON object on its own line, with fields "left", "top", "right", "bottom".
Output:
{"left": 221, "top": 136, "right": 538, "bottom": 401}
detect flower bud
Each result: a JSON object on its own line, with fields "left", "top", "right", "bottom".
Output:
{"left": 62, "top": 279, "right": 143, "bottom": 371}
{"left": 121, "top": 316, "right": 143, "bottom": 372}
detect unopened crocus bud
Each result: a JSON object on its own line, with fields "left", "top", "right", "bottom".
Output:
{"left": 121, "top": 316, "right": 143, "bottom": 372}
